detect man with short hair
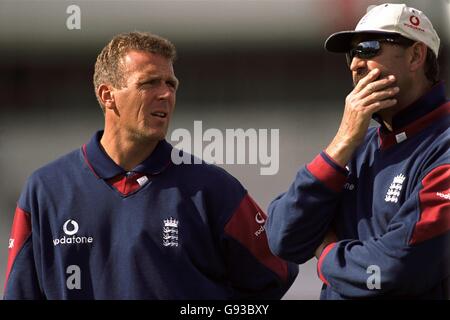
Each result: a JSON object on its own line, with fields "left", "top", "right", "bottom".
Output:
{"left": 4, "top": 32, "right": 298, "bottom": 299}
{"left": 266, "top": 3, "right": 449, "bottom": 299}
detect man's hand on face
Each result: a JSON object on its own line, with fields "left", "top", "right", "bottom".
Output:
{"left": 325, "top": 68, "right": 399, "bottom": 167}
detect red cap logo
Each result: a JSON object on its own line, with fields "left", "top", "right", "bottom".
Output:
{"left": 409, "top": 15, "right": 420, "bottom": 26}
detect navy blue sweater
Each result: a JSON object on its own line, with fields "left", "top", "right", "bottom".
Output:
{"left": 4, "top": 131, "right": 298, "bottom": 299}
{"left": 266, "top": 83, "right": 450, "bottom": 299}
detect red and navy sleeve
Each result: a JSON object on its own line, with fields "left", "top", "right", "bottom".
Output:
{"left": 4, "top": 204, "right": 43, "bottom": 299}
{"left": 265, "top": 151, "right": 348, "bottom": 264}
{"left": 4, "top": 175, "right": 44, "bottom": 300}
{"left": 317, "top": 163, "right": 450, "bottom": 298}
{"left": 222, "top": 193, "right": 299, "bottom": 299}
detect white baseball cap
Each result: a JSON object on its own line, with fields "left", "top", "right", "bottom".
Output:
{"left": 325, "top": 3, "right": 440, "bottom": 57}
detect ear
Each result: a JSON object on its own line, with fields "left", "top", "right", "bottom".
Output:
{"left": 97, "top": 84, "right": 116, "bottom": 110}
{"left": 408, "top": 42, "right": 427, "bottom": 72}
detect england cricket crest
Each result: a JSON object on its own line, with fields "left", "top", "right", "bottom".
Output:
{"left": 162, "top": 217, "right": 179, "bottom": 247}
{"left": 385, "top": 174, "right": 406, "bottom": 203}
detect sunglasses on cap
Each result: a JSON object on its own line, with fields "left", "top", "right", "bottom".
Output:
{"left": 346, "top": 38, "right": 414, "bottom": 66}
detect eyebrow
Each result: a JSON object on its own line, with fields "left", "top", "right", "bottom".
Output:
{"left": 137, "top": 75, "right": 179, "bottom": 87}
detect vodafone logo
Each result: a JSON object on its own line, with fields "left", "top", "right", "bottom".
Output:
{"left": 409, "top": 15, "right": 420, "bottom": 26}
{"left": 63, "top": 219, "right": 79, "bottom": 235}
{"left": 254, "top": 212, "right": 266, "bottom": 237}
{"left": 53, "top": 219, "right": 93, "bottom": 246}
{"left": 404, "top": 15, "right": 425, "bottom": 32}
{"left": 437, "top": 191, "right": 450, "bottom": 200}
{"left": 255, "top": 212, "right": 265, "bottom": 224}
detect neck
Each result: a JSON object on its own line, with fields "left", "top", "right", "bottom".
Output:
{"left": 378, "top": 79, "right": 433, "bottom": 131}
{"left": 100, "top": 124, "right": 159, "bottom": 171}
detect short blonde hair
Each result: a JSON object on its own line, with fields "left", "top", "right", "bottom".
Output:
{"left": 93, "top": 31, "right": 177, "bottom": 111}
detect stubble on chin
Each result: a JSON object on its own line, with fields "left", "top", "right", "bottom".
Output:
{"left": 353, "top": 70, "right": 370, "bottom": 87}
{"left": 127, "top": 125, "right": 165, "bottom": 144}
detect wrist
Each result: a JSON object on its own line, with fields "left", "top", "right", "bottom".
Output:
{"left": 325, "top": 139, "right": 357, "bottom": 167}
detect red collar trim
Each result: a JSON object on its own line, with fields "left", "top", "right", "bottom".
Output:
{"left": 379, "top": 102, "right": 450, "bottom": 150}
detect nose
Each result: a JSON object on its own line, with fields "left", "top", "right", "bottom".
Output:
{"left": 349, "top": 55, "right": 367, "bottom": 72}
{"left": 157, "top": 84, "right": 174, "bottom": 100}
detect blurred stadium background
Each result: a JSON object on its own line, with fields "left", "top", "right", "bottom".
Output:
{"left": 0, "top": 0, "right": 448, "bottom": 299}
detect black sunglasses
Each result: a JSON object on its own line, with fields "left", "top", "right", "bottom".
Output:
{"left": 346, "top": 38, "right": 414, "bottom": 66}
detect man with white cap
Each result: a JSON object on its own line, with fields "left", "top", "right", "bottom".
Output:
{"left": 266, "top": 3, "right": 449, "bottom": 299}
